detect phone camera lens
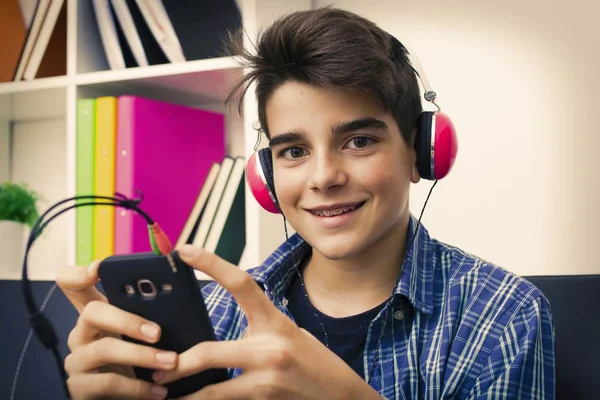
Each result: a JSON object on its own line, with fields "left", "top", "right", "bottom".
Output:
{"left": 137, "top": 279, "right": 157, "bottom": 298}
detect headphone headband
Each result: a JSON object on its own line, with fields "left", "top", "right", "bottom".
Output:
{"left": 389, "top": 35, "right": 437, "bottom": 106}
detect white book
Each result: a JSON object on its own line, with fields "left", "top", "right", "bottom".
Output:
{"left": 14, "top": 0, "right": 51, "bottom": 81}
{"left": 134, "top": 0, "right": 185, "bottom": 63}
{"left": 21, "top": 0, "right": 62, "bottom": 81}
{"left": 174, "top": 162, "right": 221, "bottom": 250}
{"left": 192, "top": 157, "right": 234, "bottom": 280}
{"left": 92, "top": 0, "right": 126, "bottom": 70}
{"left": 203, "top": 157, "right": 244, "bottom": 254}
{"left": 18, "top": 0, "right": 40, "bottom": 28}
{"left": 192, "top": 157, "right": 234, "bottom": 250}
{"left": 110, "top": 0, "right": 149, "bottom": 67}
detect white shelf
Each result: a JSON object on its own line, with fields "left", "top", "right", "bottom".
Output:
{"left": 0, "top": 75, "right": 68, "bottom": 95}
{"left": 0, "top": 86, "right": 67, "bottom": 121}
{"left": 75, "top": 57, "right": 243, "bottom": 106}
{"left": 75, "top": 56, "right": 241, "bottom": 86}
{"left": 0, "top": 57, "right": 243, "bottom": 109}
{"left": 0, "top": 0, "right": 313, "bottom": 280}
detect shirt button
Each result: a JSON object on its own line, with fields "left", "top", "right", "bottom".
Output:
{"left": 394, "top": 310, "right": 404, "bottom": 320}
{"left": 282, "top": 298, "right": 289, "bottom": 307}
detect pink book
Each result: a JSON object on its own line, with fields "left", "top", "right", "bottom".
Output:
{"left": 114, "top": 95, "right": 225, "bottom": 254}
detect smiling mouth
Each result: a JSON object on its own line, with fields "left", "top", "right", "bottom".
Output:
{"left": 308, "top": 202, "right": 365, "bottom": 217}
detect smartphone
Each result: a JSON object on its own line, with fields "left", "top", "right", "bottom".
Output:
{"left": 98, "top": 251, "right": 229, "bottom": 398}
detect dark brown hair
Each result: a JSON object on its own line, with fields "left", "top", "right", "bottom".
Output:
{"left": 224, "top": 6, "right": 422, "bottom": 145}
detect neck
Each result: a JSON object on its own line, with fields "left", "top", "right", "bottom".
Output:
{"left": 302, "top": 214, "right": 410, "bottom": 318}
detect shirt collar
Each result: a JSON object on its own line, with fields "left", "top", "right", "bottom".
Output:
{"left": 253, "top": 214, "right": 435, "bottom": 316}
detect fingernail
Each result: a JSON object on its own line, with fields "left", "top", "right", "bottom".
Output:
{"left": 141, "top": 323, "right": 159, "bottom": 338}
{"left": 179, "top": 244, "right": 196, "bottom": 257}
{"left": 87, "top": 262, "right": 98, "bottom": 275}
{"left": 152, "top": 385, "right": 167, "bottom": 399}
{"left": 153, "top": 370, "right": 165, "bottom": 382}
{"left": 156, "top": 351, "right": 176, "bottom": 364}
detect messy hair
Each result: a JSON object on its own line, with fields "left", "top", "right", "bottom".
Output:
{"left": 224, "top": 6, "right": 422, "bottom": 145}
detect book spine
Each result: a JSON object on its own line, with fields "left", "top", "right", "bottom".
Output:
{"left": 93, "top": 96, "right": 117, "bottom": 260}
{"left": 114, "top": 96, "right": 135, "bottom": 255}
{"left": 75, "top": 99, "right": 96, "bottom": 266}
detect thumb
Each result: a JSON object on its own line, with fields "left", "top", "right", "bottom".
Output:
{"left": 55, "top": 261, "right": 106, "bottom": 313}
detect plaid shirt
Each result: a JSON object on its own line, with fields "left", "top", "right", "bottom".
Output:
{"left": 201, "top": 215, "right": 555, "bottom": 399}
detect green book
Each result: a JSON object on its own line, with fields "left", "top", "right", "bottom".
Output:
{"left": 75, "top": 98, "right": 96, "bottom": 266}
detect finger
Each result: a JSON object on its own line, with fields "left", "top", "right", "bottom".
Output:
{"left": 67, "top": 315, "right": 102, "bottom": 351}
{"left": 153, "top": 340, "right": 253, "bottom": 384}
{"left": 79, "top": 300, "right": 162, "bottom": 344}
{"left": 65, "top": 336, "right": 177, "bottom": 375}
{"left": 176, "top": 371, "right": 268, "bottom": 400}
{"left": 67, "top": 372, "right": 168, "bottom": 400}
{"left": 56, "top": 261, "right": 106, "bottom": 313}
{"left": 154, "top": 334, "right": 297, "bottom": 386}
{"left": 178, "top": 245, "right": 284, "bottom": 327}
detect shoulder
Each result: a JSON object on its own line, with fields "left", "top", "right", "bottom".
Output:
{"left": 433, "top": 239, "right": 551, "bottom": 321}
{"left": 426, "top": 240, "right": 555, "bottom": 397}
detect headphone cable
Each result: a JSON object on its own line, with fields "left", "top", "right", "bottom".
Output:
{"left": 20, "top": 193, "right": 171, "bottom": 400}
{"left": 281, "top": 179, "right": 438, "bottom": 384}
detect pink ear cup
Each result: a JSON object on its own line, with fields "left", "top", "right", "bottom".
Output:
{"left": 432, "top": 112, "right": 458, "bottom": 180}
{"left": 245, "top": 152, "right": 281, "bottom": 214}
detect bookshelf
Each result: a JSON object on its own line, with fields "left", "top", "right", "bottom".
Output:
{"left": 0, "top": 0, "right": 312, "bottom": 280}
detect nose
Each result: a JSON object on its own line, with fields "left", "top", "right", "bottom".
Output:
{"left": 307, "top": 150, "right": 347, "bottom": 193}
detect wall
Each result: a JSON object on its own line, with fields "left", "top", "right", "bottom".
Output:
{"left": 0, "top": 121, "right": 9, "bottom": 183}
{"left": 252, "top": 0, "right": 600, "bottom": 276}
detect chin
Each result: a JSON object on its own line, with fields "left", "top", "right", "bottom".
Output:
{"left": 303, "top": 230, "right": 371, "bottom": 261}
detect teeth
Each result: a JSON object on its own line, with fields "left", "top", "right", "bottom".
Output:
{"left": 312, "top": 205, "right": 357, "bottom": 217}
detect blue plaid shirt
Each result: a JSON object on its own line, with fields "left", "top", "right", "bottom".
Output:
{"left": 201, "top": 215, "right": 555, "bottom": 399}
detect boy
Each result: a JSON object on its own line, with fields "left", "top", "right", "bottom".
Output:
{"left": 57, "top": 7, "right": 555, "bottom": 399}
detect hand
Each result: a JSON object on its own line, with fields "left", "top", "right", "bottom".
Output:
{"left": 154, "top": 245, "right": 382, "bottom": 400}
{"left": 56, "top": 262, "right": 176, "bottom": 399}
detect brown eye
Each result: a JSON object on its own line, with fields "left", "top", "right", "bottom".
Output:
{"left": 348, "top": 136, "right": 373, "bottom": 149}
{"left": 290, "top": 148, "right": 304, "bottom": 158}
{"left": 281, "top": 147, "right": 307, "bottom": 159}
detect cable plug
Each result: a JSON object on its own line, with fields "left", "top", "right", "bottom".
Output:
{"left": 149, "top": 222, "right": 173, "bottom": 255}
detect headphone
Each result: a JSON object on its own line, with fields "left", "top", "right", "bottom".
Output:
{"left": 246, "top": 35, "right": 458, "bottom": 214}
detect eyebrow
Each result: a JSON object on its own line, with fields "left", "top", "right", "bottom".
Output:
{"left": 268, "top": 117, "right": 388, "bottom": 148}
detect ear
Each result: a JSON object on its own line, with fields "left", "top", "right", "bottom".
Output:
{"left": 409, "top": 146, "right": 421, "bottom": 184}
{"left": 411, "top": 161, "right": 421, "bottom": 184}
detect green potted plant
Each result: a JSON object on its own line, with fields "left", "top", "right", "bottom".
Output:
{"left": 0, "top": 182, "right": 40, "bottom": 278}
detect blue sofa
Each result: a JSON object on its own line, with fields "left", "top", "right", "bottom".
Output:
{"left": 1, "top": 275, "right": 598, "bottom": 399}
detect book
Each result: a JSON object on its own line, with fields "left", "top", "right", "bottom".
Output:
{"left": 118, "top": 0, "right": 170, "bottom": 66}
{"left": 204, "top": 157, "right": 245, "bottom": 266}
{"left": 75, "top": 98, "right": 96, "bottom": 266}
{"left": 114, "top": 95, "right": 225, "bottom": 255}
{"left": 22, "top": 0, "right": 66, "bottom": 80}
{"left": 94, "top": 96, "right": 118, "bottom": 260}
{"left": 134, "top": 0, "right": 185, "bottom": 63}
{"left": 158, "top": 0, "right": 242, "bottom": 61}
{"left": 110, "top": 0, "right": 148, "bottom": 67}
{"left": 174, "top": 162, "right": 221, "bottom": 249}
{"left": 191, "top": 156, "right": 234, "bottom": 251}
{"left": 92, "top": 0, "right": 128, "bottom": 70}
{"left": 0, "top": 0, "right": 28, "bottom": 82}
{"left": 12, "top": 0, "right": 51, "bottom": 81}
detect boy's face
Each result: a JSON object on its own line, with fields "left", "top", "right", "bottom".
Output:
{"left": 266, "top": 81, "right": 420, "bottom": 261}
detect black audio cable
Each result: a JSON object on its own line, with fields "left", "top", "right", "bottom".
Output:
{"left": 21, "top": 193, "right": 172, "bottom": 399}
